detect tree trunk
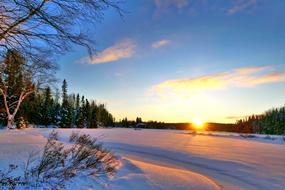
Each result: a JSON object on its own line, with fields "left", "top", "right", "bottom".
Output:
{"left": 1, "top": 88, "right": 34, "bottom": 129}
{"left": 7, "top": 114, "right": 15, "bottom": 129}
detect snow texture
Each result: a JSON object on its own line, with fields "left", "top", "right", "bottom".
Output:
{"left": 0, "top": 128, "right": 284, "bottom": 190}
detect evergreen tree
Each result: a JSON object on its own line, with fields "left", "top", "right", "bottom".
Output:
{"left": 59, "top": 79, "right": 72, "bottom": 128}
{"left": 89, "top": 101, "right": 98, "bottom": 128}
{"left": 136, "top": 117, "right": 142, "bottom": 124}
{"left": 84, "top": 99, "right": 91, "bottom": 128}
{"left": 74, "top": 94, "right": 81, "bottom": 128}
{"left": 75, "top": 94, "right": 80, "bottom": 110}
{"left": 41, "top": 87, "right": 53, "bottom": 126}
{"left": 121, "top": 117, "right": 129, "bottom": 128}
{"left": 77, "top": 96, "right": 86, "bottom": 128}
{"left": 62, "top": 79, "right": 68, "bottom": 108}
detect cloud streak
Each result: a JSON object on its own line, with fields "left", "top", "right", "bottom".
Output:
{"left": 153, "top": 0, "right": 258, "bottom": 15}
{"left": 80, "top": 39, "right": 136, "bottom": 64}
{"left": 152, "top": 66, "right": 285, "bottom": 96}
{"left": 152, "top": 39, "right": 170, "bottom": 49}
{"left": 228, "top": 0, "right": 257, "bottom": 15}
{"left": 154, "top": 0, "right": 188, "bottom": 9}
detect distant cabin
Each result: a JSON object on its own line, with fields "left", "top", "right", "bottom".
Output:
{"left": 135, "top": 123, "right": 146, "bottom": 129}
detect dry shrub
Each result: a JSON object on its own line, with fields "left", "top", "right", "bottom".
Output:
{"left": 0, "top": 131, "right": 119, "bottom": 189}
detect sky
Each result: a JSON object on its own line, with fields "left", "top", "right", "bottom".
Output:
{"left": 57, "top": 0, "right": 285, "bottom": 123}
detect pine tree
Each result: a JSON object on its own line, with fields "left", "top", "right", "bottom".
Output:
{"left": 136, "top": 117, "right": 142, "bottom": 124}
{"left": 84, "top": 99, "right": 91, "bottom": 128}
{"left": 77, "top": 96, "right": 86, "bottom": 128}
{"left": 62, "top": 79, "right": 68, "bottom": 108}
{"left": 89, "top": 101, "right": 98, "bottom": 128}
{"left": 121, "top": 117, "right": 129, "bottom": 128}
{"left": 68, "top": 93, "right": 76, "bottom": 126}
{"left": 59, "top": 79, "right": 72, "bottom": 128}
{"left": 42, "top": 87, "right": 53, "bottom": 126}
{"left": 74, "top": 94, "right": 81, "bottom": 128}
{"left": 75, "top": 94, "right": 80, "bottom": 110}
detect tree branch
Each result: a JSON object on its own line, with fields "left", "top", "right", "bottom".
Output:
{"left": 0, "top": 0, "right": 49, "bottom": 41}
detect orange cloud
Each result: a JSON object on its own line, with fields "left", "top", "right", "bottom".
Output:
{"left": 80, "top": 39, "right": 136, "bottom": 64}
{"left": 152, "top": 66, "right": 285, "bottom": 96}
{"left": 152, "top": 39, "right": 170, "bottom": 49}
{"left": 155, "top": 74, "right": 227, "bottom": 93}
{"left": 247, "top": 72, "right": 285, "bottom": 86}
{"left": 234, "top": 66, "right": 268, "bottom": 75}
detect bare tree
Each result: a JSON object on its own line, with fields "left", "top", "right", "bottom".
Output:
{"left": 0, "top": 50, "right": 56, "bottom": 128}
{"left": 0, "top": 0, "right": 123, "bottom": 59}
{"left": 0, "top": 1, "right": 122, "bottom": 128}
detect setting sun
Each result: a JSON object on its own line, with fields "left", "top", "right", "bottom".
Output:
{"left": 193, "top": 117, "right": 204, "bottom": 129}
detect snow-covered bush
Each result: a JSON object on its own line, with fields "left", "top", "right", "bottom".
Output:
{"left": 0, "top": 131, "right": 119, "bottom": 189}
{"left": 0, "top": 165, "right": 25, "bottom": 189}
{"left": 16, "top": 117, "right": 29, "bottom": 129}
{"left": 264, "top": 135, "right": 274, "bottom": 140}
{"left": 240, "top": 134, "right": 256, "bottom": 138}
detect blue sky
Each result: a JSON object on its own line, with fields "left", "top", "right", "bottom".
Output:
{"left": 57, "top": 0, "right": 285, "bottom": 123}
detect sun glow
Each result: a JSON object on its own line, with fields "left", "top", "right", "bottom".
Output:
{"left": 193, "top": 117, "right": 204, "bottom": 129}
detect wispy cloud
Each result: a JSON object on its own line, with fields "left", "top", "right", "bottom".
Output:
{"left": 226, "top": 115, "right": 252, "bottom": 120}
{"left": 114, "top": 72, "right": 123, "bottom": 77}
{"left": 80, "top": 39, "right": 136, "bottom": 64}
{"left": 228, "top": 0, "right": 257, "bottom": 15}
{"left": 152, "top": 66, "right": 285, "bottom": 96}
{"left": 154, "top": 0, "right": 188, "bottom": 9}
{"left": 152, "top": 39, "right": 170, "bottom": 49}
{"left": 153, "top": 0, "right": 258, "bottom": 15}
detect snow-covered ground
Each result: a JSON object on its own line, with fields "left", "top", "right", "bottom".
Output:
{"left": 0, "top": 128, "right": 284, "bottom": 190}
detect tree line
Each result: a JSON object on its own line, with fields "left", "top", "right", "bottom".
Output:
{"left": 235, "top": 106, "right": 285, "bottom": 135}
{"left": 118, "top": 117, "right": 236, "bottom": 131}
{"left": 1, "top": 79, "right": 114, "bottom": 128}
{"left": 119, "top": 111, "right": 285, "bottom": 135}
{"left": 0, "top": 51, "right": 114, "bottom": 128}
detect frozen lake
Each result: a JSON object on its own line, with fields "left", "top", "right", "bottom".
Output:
{"left": 0, "top": 128, "right": 284, "bottom": 189}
